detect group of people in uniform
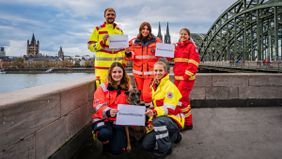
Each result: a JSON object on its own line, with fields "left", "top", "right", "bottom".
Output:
{"left": 88, "top": 7, "right": 200, "bottom": 159}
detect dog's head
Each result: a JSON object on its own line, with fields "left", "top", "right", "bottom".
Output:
{"left": 125, "top": 89, "right": 141, "bottom": 105}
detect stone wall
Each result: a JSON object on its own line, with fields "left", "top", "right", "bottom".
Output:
{"left": 1, "top": 73, "right": 281, "bottom": 159}
{"left": 190, "top": 73, "right": 282, "bottom": 107}
{"left": 0, "top": 77, "right": 95, "bottom": 159}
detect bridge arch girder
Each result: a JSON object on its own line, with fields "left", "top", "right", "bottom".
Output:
{"left": 200, "top": 0, "right": 282, "bottom": 63}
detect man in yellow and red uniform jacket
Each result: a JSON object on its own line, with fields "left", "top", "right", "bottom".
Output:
{"left": 174, "top": 38, "right": 200, "bottom": 130}
{"left": 88, "top": 8, "right": 126, "bottom": 87}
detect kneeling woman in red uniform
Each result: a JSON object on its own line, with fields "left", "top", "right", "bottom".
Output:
{"left": 174, "top": 28, "right": 200, "bottom": 130}
{"left": 92, "top": 62, "right": 130, "bottom": 155}
{"left": 142, "top": 61, "right": 184, "bottom": 158}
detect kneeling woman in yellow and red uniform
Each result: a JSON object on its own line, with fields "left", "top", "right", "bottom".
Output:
{"left": 92, "top": 62, "right": 130, "bottom": 155}
{"left": 142, "top": 61, "right": 185, "bottom": 158}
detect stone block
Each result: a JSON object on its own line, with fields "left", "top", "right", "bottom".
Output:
{"left": 206, "top": 87, "right": 230, "bottom": 100}
{"left": 61, "top": 85, "right": 88, "bottom": 116}
{"left": 0, "top": 95, "right": 60, "bottom": 148}
{"left": 35, "top": 118, "right": 68, "bottom": 159}
{"left": 1, "top": 135, "right": 35, "bottom": 159}
{"left": 194, "top": 74, "right": 212, "bottom": 87}
{"left": 212, "top": 75, "right": 248, "bottom": 87}
{"left": 249, "top": 75, "right": 282, "bottom": 86}
{"left": 87, "top": 82, "right": 95, "bottom": 103}
{"left": 229, "top": 87, "right": 239, "bottom": 99}
{"left": 65, "top": 104, "right": 89, "bottom": 138}
{"left": 191, "top": 87, "right": 205, "bottom": 100}
{"left": 239, "top": 86, "right": 282, "bottom": 99}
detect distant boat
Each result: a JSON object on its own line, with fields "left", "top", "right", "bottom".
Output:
{"left": 46, "top": 68, "right": 54, "bottom": 73}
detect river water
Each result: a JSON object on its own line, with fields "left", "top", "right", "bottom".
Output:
{"left": 0, "top": 73, "right": 94, "bottom": 94}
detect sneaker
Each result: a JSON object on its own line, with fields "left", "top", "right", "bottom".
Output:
{"left": 174, "top": 132, "right": 182, "bottom": 144}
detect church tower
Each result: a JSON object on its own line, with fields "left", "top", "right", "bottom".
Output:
{"left": 27, "top": 33, "right": 39, "bottom": 56}
{"left": 164, "top": 22, "right": 171, "bottom": 44}
{"left": 157, "top": 22, "right": 163, "bottom": 42}
{"left": 58, "top": 46, "right": 64, "bottom": 60}
{"left": 0, "top": 47, "right": 5, "bottom": 57}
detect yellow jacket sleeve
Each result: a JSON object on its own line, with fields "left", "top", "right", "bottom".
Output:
{"left": 88, "top": 27, "right": 103, "bottom": 52}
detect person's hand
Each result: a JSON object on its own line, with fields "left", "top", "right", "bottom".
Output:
{"left": 110, "top": 109, "right": 118, "bottom": 117}
{"left": 125, "top": 47, "right": 130, "bottom": 53}
{"left": 102, "top": 35, "right": 109, "bottom": 44}
{"left": 145, "top": 109, "right": 155, "bottom": 117}
{"left": 145, "top": 102, "right": 153, "bottom": 109}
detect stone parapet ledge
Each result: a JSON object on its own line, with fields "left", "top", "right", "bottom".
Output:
{"left": 1, "top": 73, "right": 281, "bottom": 159}
{"left": 189, "top": 73, "right": 282, "bottom": 107}
{"left": 0, "top": 76, "right": 95, "bottom": 159}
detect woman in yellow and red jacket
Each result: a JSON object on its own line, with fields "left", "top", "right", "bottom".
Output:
{"left": 142, "top": 61, "right": 184, "bottom": 159}
{"left": 92, "top": 62, "right": 129, "bottom": 155}
{"left": 174, "top": 28, "right": 200, "bottom": 130}
{"left": 125, "top": 22, "right": 161, "bottom": 104}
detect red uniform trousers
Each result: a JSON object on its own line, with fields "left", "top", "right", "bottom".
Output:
{"left": 134, "top": 75, "right": 153, "bottom": 103}
{"left": 175, "top": 79, "right": 195, "bottom": 126}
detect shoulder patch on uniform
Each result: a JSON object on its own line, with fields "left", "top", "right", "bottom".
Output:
{"left": 167, "top": 92, "right": 173, "bottom": 98}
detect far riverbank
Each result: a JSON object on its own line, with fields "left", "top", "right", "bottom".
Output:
{"left": 2, "top": 68, "right": 95, "bottom": 74}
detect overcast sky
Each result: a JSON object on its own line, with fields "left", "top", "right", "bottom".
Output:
{"left": 0, "top": 0, "right": 236, "bottom": 57}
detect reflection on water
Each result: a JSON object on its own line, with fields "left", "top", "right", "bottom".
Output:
{"left": 0, "top": 73, "right": 94, "bottom": 93}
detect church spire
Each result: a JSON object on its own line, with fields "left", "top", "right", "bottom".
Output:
{"left": 157, "top": 22, "right": 163, "bottom": 42}
{"left": 31, "top": 33, "right": 36, "bottom": 44}
{"left": 164, "top": 22, "right": 171, "bottom": 44}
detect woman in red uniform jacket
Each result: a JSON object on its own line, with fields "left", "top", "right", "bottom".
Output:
{"left": 125, "top": 22, "right": 161, "bottom": 104}
{"left": 92, "top": 62, "right": 130, "bottom": 154}
{"left": 174, "top": 28, "right": 200, "bottom": 130}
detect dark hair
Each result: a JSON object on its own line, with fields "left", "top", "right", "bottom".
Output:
{"left": 136, "top": 22, "right": 154, "bottom": 40}
{"left": 107, "top": 62, "right": 129, "bottom": 90}
{"left": 179, "top": 28, "right": 191, "bottom": 41}
{"left": 104, "top": 8, "right": 116, "bottom": 16}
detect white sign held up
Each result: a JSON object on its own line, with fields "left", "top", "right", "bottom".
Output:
{"left": 116, "top": 104, "right": 146, "bottom": 126}
{"left": 109, "top": 35, "right": 128, "bottom": 49}
{"left": 155, "top": 43, "right": 175, "bottom": 58}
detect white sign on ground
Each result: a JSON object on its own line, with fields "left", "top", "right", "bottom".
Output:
{"left": 109, "top": 35, "right": 128, "bottom": 49}
{"left": 116, "top": 104, "right": 146, "bottom": 126}
{"left": 156, "top": 43, "right": 175, "bottom": 58}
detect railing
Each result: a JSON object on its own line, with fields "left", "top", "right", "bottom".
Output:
{"left": 201, "top": 60, "right": 282, "bottom": 72}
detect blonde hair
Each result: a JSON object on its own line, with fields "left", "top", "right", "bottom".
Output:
{"left": 154, "top": 61, "right": 168, "bottom": 72}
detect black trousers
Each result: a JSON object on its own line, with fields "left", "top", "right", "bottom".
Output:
{"left": 93, "top": 121, "right": 127, "bottom": 155}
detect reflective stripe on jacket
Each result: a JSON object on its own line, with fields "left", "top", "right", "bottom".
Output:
{"left": 127, "top": 37, "right": 161, "bottom": 78}
{"left": 173, "top": 40, "right": 200, "bottom": 81}
{"left": 150, "top": 74, "right": 185, "bottom": 128}
{"left": 92, "top": 82, "right": 128, "bottom": 120}
{"left": 88, "top": 22, "right": 126, "bottom": 69}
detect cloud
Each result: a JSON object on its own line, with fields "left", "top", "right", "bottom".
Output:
{"left": 0, "top": 0, "right": 236, "bottom": 57}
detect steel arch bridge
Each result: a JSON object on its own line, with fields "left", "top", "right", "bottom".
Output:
{"left": 199, "top": 0, "right": 282, "bottom": 64}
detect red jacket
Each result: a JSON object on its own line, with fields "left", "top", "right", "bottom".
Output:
{"left": 92, "top": 82, "right": 128, "bottom": 121}
{"left": 174, "top": 40, "right": 200, "bottom": 81}
{"left": 127, "top": 37, "right": 161, "bottom": 78}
